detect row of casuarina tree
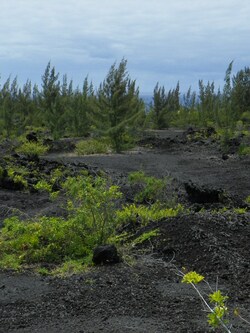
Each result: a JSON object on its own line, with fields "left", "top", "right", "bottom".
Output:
{"left": 0, "top": 59, "right": 249, "bottom": 151}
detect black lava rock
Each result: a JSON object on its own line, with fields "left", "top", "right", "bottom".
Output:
{"left": 92, "top": 244, "right": 120, "bottom": 265}
{"left": 184, "top": 181, "right": 223, "bottom": 204}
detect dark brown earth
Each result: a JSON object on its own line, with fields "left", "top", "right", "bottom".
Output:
{"left": 0, "top": 129, "right": 250, "bottom": 333}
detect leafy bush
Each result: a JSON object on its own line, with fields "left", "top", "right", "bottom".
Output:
{"left": 180, "top": 270, "right": 230, "bottom": 332}
{"left": 0, "top": 216, "right": 90, "bottom": 264}
{"left": 16, "top": 140, "right": 48, "bottom": 157}
{"left": 75, "top": 139, "right": 110, "bottom": 155}
{"left": 238, "top": 144, "right": 250, "bottom": 156}
{"left": 63, "top": 175, "right": 122, "bottom": 246}
{"left": 128, "top": 171, "right": 168, "bottom": 203}
{"left": 0, "top": 175, "right": 122, "bottom": 269}
{"left": 245, "top": 195, "right": 250, "bottom": 204}
{"left": 132, "top": 229, "right": 160, "bottom": 246}
{"left": 6, "top": 166, "right": 29, "bottom": 188}
{"left": 179, "top": 269, "right": 250, "bottom": 332}
{"left": 116, "top": 202, "right": 184, "bottom": 226}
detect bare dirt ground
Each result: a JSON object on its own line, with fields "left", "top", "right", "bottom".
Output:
{"left": 0, "top": 129, "right": 250, "bottom": 333}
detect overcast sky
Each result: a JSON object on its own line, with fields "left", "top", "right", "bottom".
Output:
{"left": 0, "top": 0, "right": 249, "bottom": 94}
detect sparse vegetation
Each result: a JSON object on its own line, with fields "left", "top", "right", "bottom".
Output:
{"left": 0, "top": 174, "right": 123, "bottom": 270}
{"left": 75, "top": 138, "right": 110, "bottom": 155}
{"left": 0, "top": 58, "right": 249, "bottom": 332}
{"left": 128, "top": 171, "right": 168, "bottom": 204}
{"left": 179, "top": 269, "right": 250, "bottom": 332}
{"left": 16, "top": 140, "right": 48, "bottom": 158}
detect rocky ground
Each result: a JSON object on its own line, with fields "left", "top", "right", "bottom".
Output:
{"left": 0, "top": 129, "right": 250, "bottom": 333}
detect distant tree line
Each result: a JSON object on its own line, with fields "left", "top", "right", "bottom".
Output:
{"left": 0, "top": 59, "right": 249, "bottom": 151}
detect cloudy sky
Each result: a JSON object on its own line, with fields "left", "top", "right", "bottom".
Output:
{"left": 0, "top": 0, "right": 249, "bottom": 94}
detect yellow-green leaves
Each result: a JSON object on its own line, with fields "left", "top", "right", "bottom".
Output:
{"left": 181, "top": 271, "right": 205, "bottom": 284}
{"left": 208, "top": 305, "right": 228, "bottom": 328}
{"left": 209, "top": 290, "right": 229, "bottom": 304}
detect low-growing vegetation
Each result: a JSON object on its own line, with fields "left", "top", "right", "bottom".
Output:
{"left": 116, "top": 202, "right": 184, "bottom": 226}
{"left": 75, "top": 138, "right": 111, "bottom": 155}
{"left": 179, "top": 269, "right": 250, "bottom": 332}
{"left": 0, "top": 167, "right": 186, "bottom": 273}
{"left": 128, "top": 170, "right": 169, "bottom": 204}
{"left": 0, "top": 174, "right": 123, "bottom": 270}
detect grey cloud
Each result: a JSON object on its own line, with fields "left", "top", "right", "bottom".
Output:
{"left": 0, "top": 0, "right": 249, "bottom": 92}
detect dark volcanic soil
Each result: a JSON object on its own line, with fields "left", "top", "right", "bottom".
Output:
{"left": 0, "top": 129, "right": 250, "bottom": 333}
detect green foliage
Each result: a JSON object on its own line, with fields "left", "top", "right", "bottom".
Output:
{"left": 0, "top": 216, "right": 90, "bottom": 264}
{"left": 151, "top": 82, "right": 180, "bottom": 129}
{"left": 6, "top": 166, "right": 29, "bottom": 188}
{"left": 95, "top": 59, "right": 144, "bottom": 152}
{"left": 181, "top": 270, "right": 232, "bottom": 332}
{"left": 116, "top": 202, "right": 184, "bottom": 226}
{"left": 128, "top": 171, "right": 167, "bottom": 204}
{"left": 209, "top": 290, "right": 229, "bottom": 304}
{"left": 207, "top": 305, "right": 229, "bottom": 329}
{"left": 75, "top": 138, "right": 110, "bottom": 155}
{"left": 51, "top": 259, "right": 88, "bottom": 277}
{"left": 63, "top": 175, "right": 122, "bottom": 246}
{"left": 132, "top": 229, "right": 160, "bottom": 246}
{"left": 34, "top": 168, "right": 64, "bottom": 199}
{"left": 0, "top": 253, "right": 21, "bottom": 270}
{"left": 0, "top": 175, "right": 122, "bottom": 269}
{"left": 34, "top": 180, "right": 53, "bottom": 193}
{"left": 245, "top": 195, "right": 250, "bottom": 204}
{"left": 1, "top": 60, "right": 250, "bottom": 142}
{"left": 207, "top": 290, "right": 229, "bottom": 329}
{"left": 16, "top": 140, "right": 48, "bottom": 157}
{"left": 238, "top": 144, "right": 250, "bottom": 156}
{"left": 181, "top": 271, "right": 204, "bottom": 284}
{"left": 233, "top": 207, "right": 247, "bottom": 214}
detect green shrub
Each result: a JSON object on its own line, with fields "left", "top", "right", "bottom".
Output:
{"left": 245, "top": 195, "right": 250, "bottom": 204}
{"left": 51, "top": 259, "right": 89, "bottom": 277}
{"left": 116, "top": 202, "right": 184, "bottom": 226}
{"left": 7, "top": 167, "right": 29, "bottom": 188}
{"left": 0, "top": 216, "right": 93, "bottom": 263}
{"left": 128, "top": 171, "right": 168, "bottom": 203}
{"left": 238, "top": 144, "right": 250, "bottom": 156}
{"left": 180, "top": 270, "right": 239, "bottom": 332}
{"left": 132, "top": 229, "right": 160, "bottom": 246}
{"left": 16, "top": 141, "right": 48, "bottom": 157}
{"left": 0, "top": 175, "right": 122, "bottom": 268}
{"left": 75, "top": 139, "right": 110, "bottom": 155}
{"left": 63, "top": 175, "right": 122, "bottom": 245}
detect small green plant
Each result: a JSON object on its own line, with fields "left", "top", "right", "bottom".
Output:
{"left": 245, "top": 195, "right": 250, "bottom": 204}
{"left": 34, "top": 168, "right": 64, "bottom": 199}
{"left": 128, "top": 171, "right": 168, "bottom": 203}
{"left": 181, "top": 271, "right": 205, "bottom": 284}
{"left": 0, "top": 174, "right": 123, "bottom": 270}
{"left": 0, "top": 253, "right": 21, "bottom": 270}
{"left": 51, "top": 259, "right": 88, "bottom": 277}
{"left": 116, "top": 202, "right": 184, "bottom": 226}
{"left": 16, "top": 140, "right": 48, "bottom": 158}
{"left": 233, "top": 207, "right": 247, "bottom": 214}
{"left": 75, "top": 139, "right": 110, "bottom": 155}
{"left": 36, "top": 267, "right": 50, "bottom": 276}
{"left": 238, "top": 144, "right": 250, "bottom": 156}
{"left": 7, "top": 167, "right": 29, "bottom": 188}
{"left": 34, "top": 180, "right": 53, "bottom": 193}
{"left": 179, "top": 270, "right": 231, "bottom": 332}
{"left": 218, "top": 128, "right": 234, "bottom": 153}
{"left": 178, "top": 269, "right": 249, "bottom": 332}
{"left": 132, "top": 229, "right": 160, "bottom": 246}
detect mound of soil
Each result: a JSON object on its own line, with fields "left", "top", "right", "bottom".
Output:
{"left": 0, "top": 129, "right": 249, "bottom": 332}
